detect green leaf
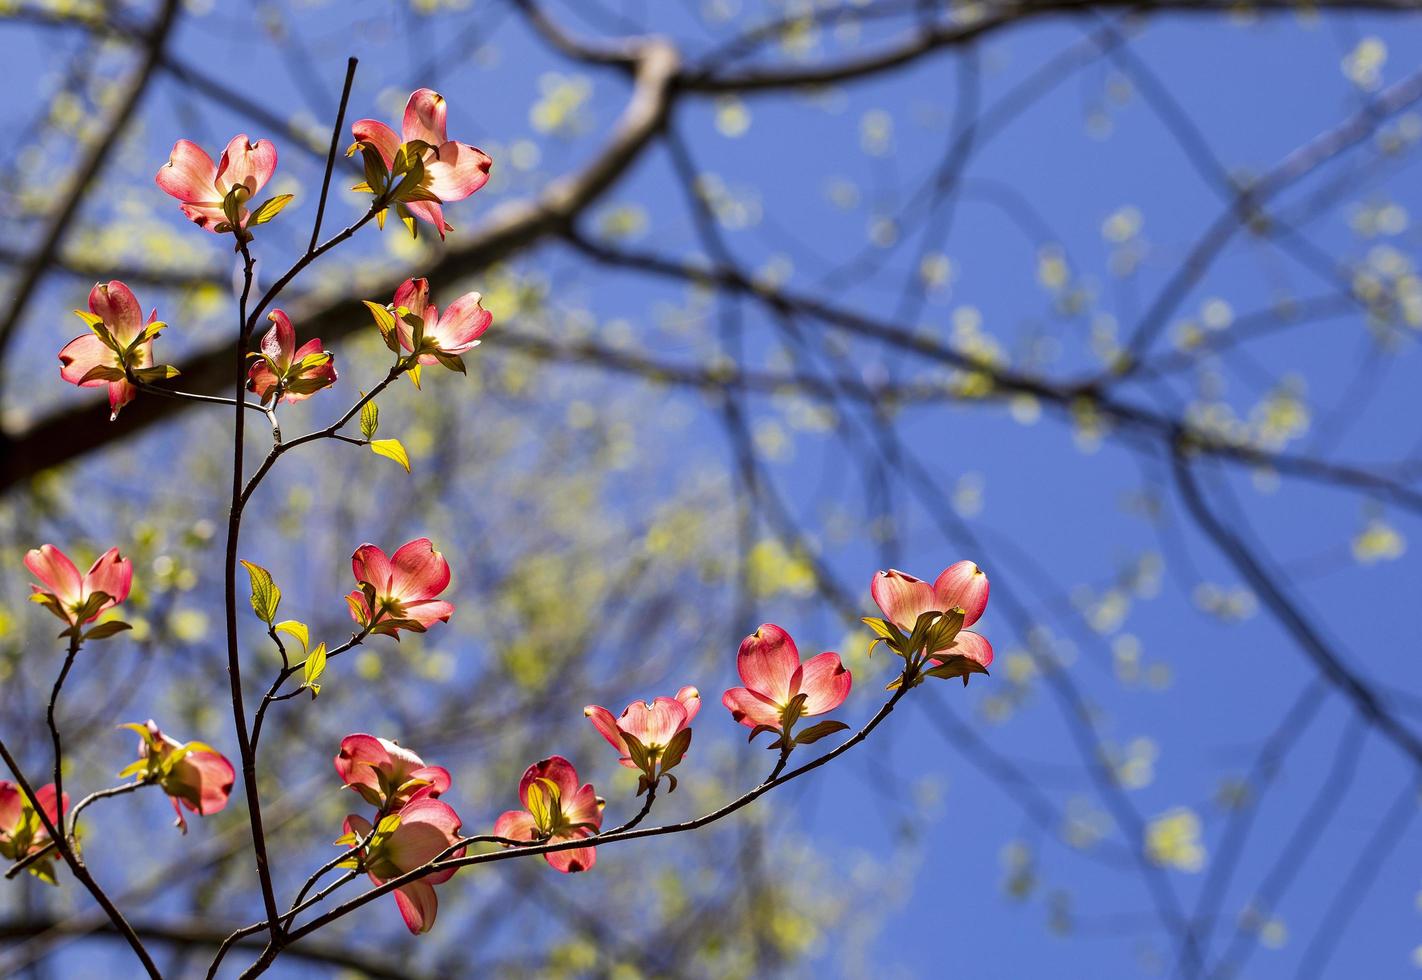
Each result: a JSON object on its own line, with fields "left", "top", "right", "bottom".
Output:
{"left": 70, "top": 591, "right": 113, "bottom": 626}
{"left": 369, "top": 438, "right": 411, "bottom": 473}
{"left": 132, "top": 364, "right": 181, "bottom": 382}
{"left": 658, "top": 728, "right": 692, "bottom": 774}
{"left": 923, "top": 608, "right": 967, "bottom": 657}
{"left": 746, "top": 723, "right": 783, "bottom": 746}
{"left": 779, "top": 692, "right": 808, "bottom": 733}
{"left": 359, "top": 398, "right": 379, "bottom": 440}
{"left": 793, "top": 720, "right": 850, "bottom": 746}
{"left": 302, "top": 642, "right": 328, "bottom": 698}
{"left": 78, "top": 365, "right": 126, "bottom": 384}
{"left": 250, "top": 193, "right": 294, "bottom": 225}
{"left": 83, "top": 620, "right": 132, "bottom": 641}
{"left": 274, "top": 620, "right": 309, "bottom": 654}
{"left": 362, "top": 301, "right": 398, "bottom": 345}
{"left": 239, "top": 560, "right": 281, "bottom": 624}
{"left": 115, "top": 759, "right": 149, "bottom": 779}
{"left": 621, "top": 730, "right": 651, "bottom": 774}
{"left": 922, "top": 655, "right": 990, "bottom": 686}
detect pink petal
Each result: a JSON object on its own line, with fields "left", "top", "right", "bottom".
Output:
{"left": 389, "top": 538, "right": 450, "bottom": 601}
{"left": 432, "top": 291, "right": 491, "bottom": 353}
{"left": 0, "top": 782, "right": 21, "bottom": 835}
{"left": 293, "top": 338, "right": 324, "bottom": 360}
{"left": 546, "top": 833, "right": 596, "bottom": 874}
{"left": 392, "top": 278, "right": 430, "bottom": 317}
{"left": 384, "top": 798, "right": 462, "bottom": 872}
{"left": 83, "top": 547, "right": 132, "bottom": 609}
{"left": 721, "top": 687, "right": 784, "bottom": 729}
{"left": 24, "top": 545, "right": 82, "bottom": 607}
{"left": 871, "top": 568, "right": 940, "bottom": 631}
{"left": 563, "top": 784, "right": 603, "bottom": 831}
{"left": 933, "top": 561, "right": 989, "bottom": 627}
{"left": 155, "top": 139, "right": 217, "bottom": 203}
{"left": 178, "top": 201, "right": 227, "bottom": 232}
{"left": 795, "top": 652, "right": 852, "bottom": 716}
{"left": 33, "top": 784, "right": 66, "bottom": 828}
{"left": 351, "top": 544, "right": 394, "bottom": 595}
{"left": 215, "top": 135, "right": 277, "bottom": 197}
{"left": 407, "top": 765, "right": 452, "bottom": 801}
{"left": 247, "top": 361, "right": 280, "bottom": 401}
{"left": 584, "top": 705, "right": 627, "bottom": 755}
{"left": 261, "top": 310, "right": 296, "bottom": 367}
{"left": 402, "top": 89, "right": 448, "bottom": 146}
{"left": 931, "top": 629, "right": 994, "bottom": 669}
{"left": 493, "top": 809, "right": 538, "bottom": 842}
{"left": 676, "top": 686, "right": 702, "bottom": 723}
{"left": 335, "top": 734, "right": 391, "bottom": 806}
{"left": 351, "top": 119, "right": 399, "bottom": 168}
{"left": 343, "top": 812, "right": 374, "bottom": 841}
{"left": 736, "top": 624, "right": 800, "bottom": 702}
{"left": 622, "top": 697, "right": 687, "bottom": 748}
{"left": 401, "top": 598, "right": 454, "bottom": 630}
{"left": 172, "top": 749, "right": 235, "bottom": 815}
{"left": 107, "top": 377, "right": 140, "bottom": 420}
{"left": 89, "top": 281, "right": 144, "bottom": 345}
{"left": 403, "top": 199, "right": 450, "bottom": 239}
{"left": 58, "top": 335, "right": 118, "bottom": 387}
{"left": 518, "top": 757, "right": 580, "bottom": 810}
{"left": 393, "top": 879, "right": 439, "bottom": 934}
{"left": 425, "top": 141, "right": 492, "bottom": 202}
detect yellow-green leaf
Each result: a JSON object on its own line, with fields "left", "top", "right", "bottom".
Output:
{"left": 274, "top": 620, "right": 309, "bottom": 654}
{"left": 303, "top": 642, "right": 327, "bottom": 697}
{"left": 240, "top": 560, "right": 281, "bottom": 624}
{"left": 369, "top": 438, "right": 410, "bottom": 473}
{"left": 359, "top": 397, "right": 379, "bottom": 440}
{"left": 250, "top": 193, "right": 294, "bottom": 225}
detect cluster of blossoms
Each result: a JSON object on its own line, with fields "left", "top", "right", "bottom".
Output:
{"left": 334, "top": 736, "right": 463, "bottom": 934}
{"left": 57, "top": 88, "right": 493, "bottom": 421}
{"left": 23, "top": 546, "right": 236, "bottom": 841}
{"left": 13, "top": 69, "right": 1000, "bottom": 963}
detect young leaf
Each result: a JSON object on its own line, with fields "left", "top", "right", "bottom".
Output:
{"left": 359, "top": 398, "right": 379, "bottom": 440}
{"left": 369, "top": 438, "right": 411, "bottom": 473}
{"left": 239, "top": 560, "right": 281, "bottom": 624}
{"left": 621, "top": 730, "right": 652, "bottom": 774}
{"left": 250, "top": 194, "right": 294, "bottom": 225}
{"left": 83, "top": 620, "right": 132, "bottom": 641}
{"left": 659, "top": 728, "right": 693, "bottom": 773}
{"left": 302, "top": 642, "right": 328, "bottom": 698}
{"left": 274, "top": 620, "right": 309, "bottom": 654}
{"left": 793, "top": 720, "right": 850, "bottom": 746}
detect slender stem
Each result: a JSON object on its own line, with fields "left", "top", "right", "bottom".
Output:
{"left": 0, "top": 740, "right": 161, "bottom": 978}
{"left": 238, "top": 364, "right": 405, "bottom": 507}
{"left": 276, "top": 675, "right": 915, "bottom": 955}
{"left": 46, "top": 632, "right": 81, "bottom": 815}
{"left": 309, "top": 58, "right": 359, "bottom": 252}
{"left": 223, "top": 240, "right": 282, "bottom": 942}
{"left": 206, "top": 922, "right": 267, "bottom": 980}
{"left": 605, "top": 782, "right": 657, "bottom": 835}
{"left": 126, "top": 373, "right": 269, "bottom": 413}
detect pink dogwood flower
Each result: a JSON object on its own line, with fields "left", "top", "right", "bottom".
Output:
{"left": 870, "top": 562, "right": 993, "bottom": 672}
{"left": 349, "top": 88, "right": 492, "bottom": 239}
{"left": 59, "top": 281, "right": 172, "bottom": 420}
{"left": 375, "top": 277, "right": 492, "bottom": 378}
{"left": 585, "top": 687, "right": 699, "bottom": 786}
{"left": 335, "top": 734, "right": 451, "bottom": 811}
{"left": 25, "top": 544, "right": 132, "bottom": 628}
{"left": 155, "top": 134, "right": 280, "bottom": 234}
{"left": 345, "top": 538, "right": 454, "bottom": 637}
{"left": 246, "top": 309, "right": 337, "bottom": 404}
{"left": 492, "top": 756, "right": 603, "bottom": 874}
{"left": 0, "top": 781, "right": 68, "bottom": 882}
{"left": 339, "top": 797, "right": 465, "bottom": 934}
{"left": 118, "top": 720, "right": 234, "bottom": 834}
{"left": 722, "top": 624, "right": 852, "bottom": 741}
